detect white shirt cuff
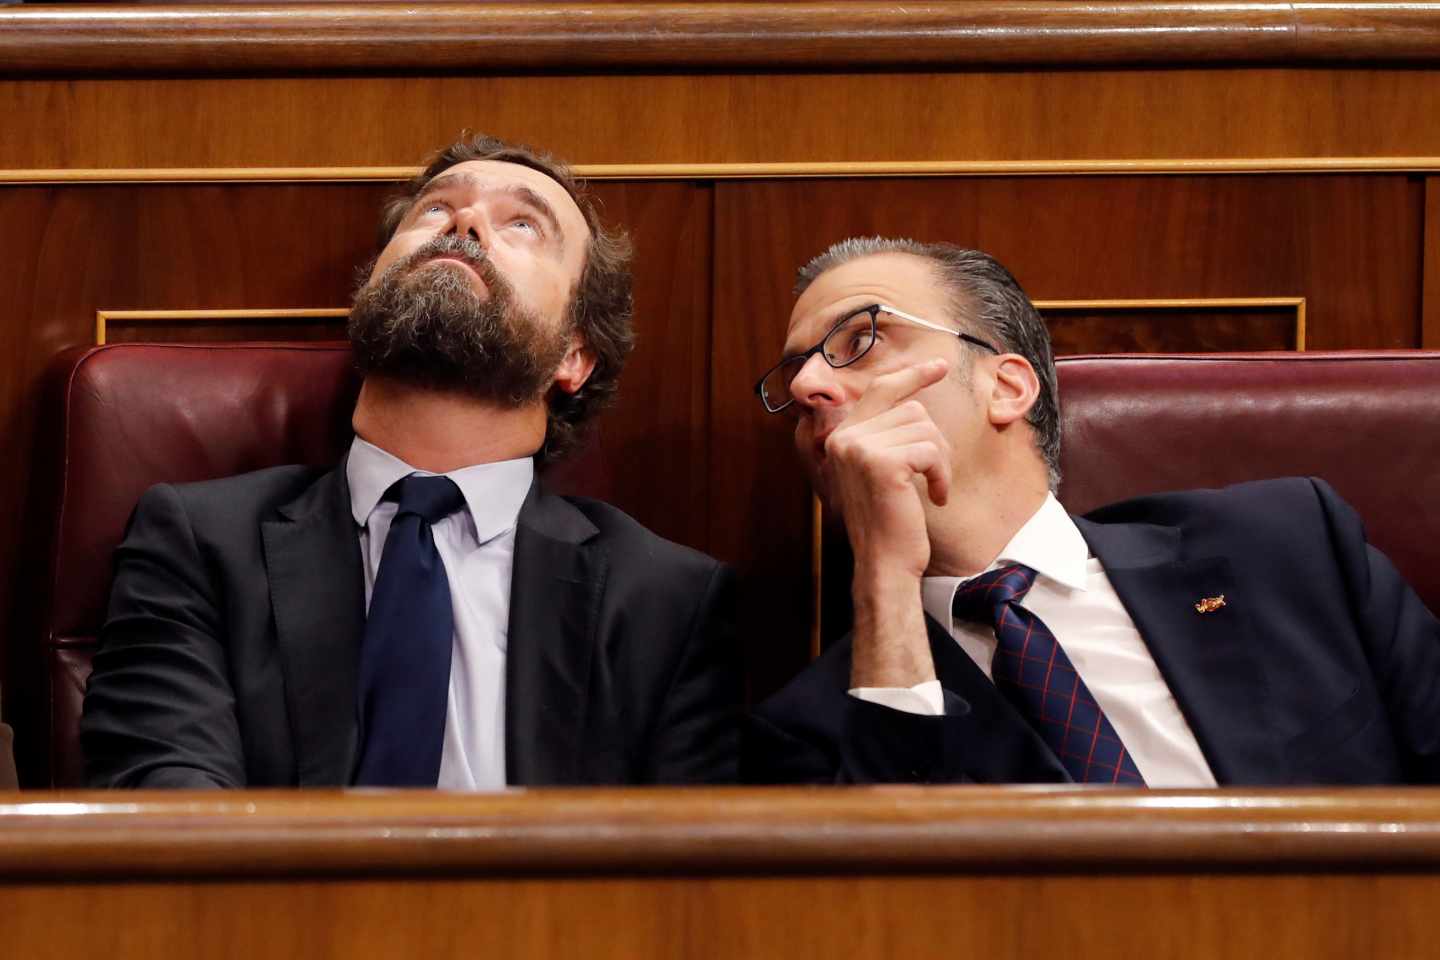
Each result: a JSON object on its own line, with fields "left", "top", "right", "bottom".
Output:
{"left": 849, "top": 679, "right": 945, "bottom": 716}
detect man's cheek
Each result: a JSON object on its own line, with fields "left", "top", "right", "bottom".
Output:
{"left": 794, "top": 429, "right": 827, "bottom": 495}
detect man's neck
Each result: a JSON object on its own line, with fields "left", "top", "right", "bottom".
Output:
{"left": 923, "top": 472, "right": 1051, "bottom": 579}
{"left": 351, "top": 377, "right": 547, "bottom": 473}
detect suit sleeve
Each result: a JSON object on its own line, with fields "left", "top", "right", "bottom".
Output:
{"left": 80, "top": 484, "right": 244, "bottom": 789}
{"left": 641, "top": 561, "right": 743, "bottom": 784}
{"left": 743, "top": 671, "right": 975, "bottom": 784}
{"left": 1316, "top": 478, "right": 1440, "bottom": 783}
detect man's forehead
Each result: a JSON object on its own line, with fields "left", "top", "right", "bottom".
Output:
{"left": 429, "top": 159, "right": 589, "bottom": 233}
{"left": 788, "top": 252, "right": 944, "bottom": 334}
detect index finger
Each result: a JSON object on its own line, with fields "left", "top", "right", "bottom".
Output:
{"left": 851, "top": 357, "right": 950, "bottom": 422}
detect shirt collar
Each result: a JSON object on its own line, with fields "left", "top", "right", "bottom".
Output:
{"left": 993, "top": 491, "right": 1090, "bottom": 592}
{"left": 920, "top": 492, "right": 1090, "bottom": 632}
{"left": 346, "top": 435, "right": 534, "bottom": 543}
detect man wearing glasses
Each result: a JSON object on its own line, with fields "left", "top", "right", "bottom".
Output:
{"left": 743, "top": 237, "right": 1440, "bottom": 786}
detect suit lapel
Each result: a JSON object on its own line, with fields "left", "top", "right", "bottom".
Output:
{"left": 1076, "top": 517, "right": 1285, "bottom": 785}
{"left": 261, "top": 464, "right": 365, "bottom": 786}
{"left": 504, "top": 481, "right": 606, "bottom": 786}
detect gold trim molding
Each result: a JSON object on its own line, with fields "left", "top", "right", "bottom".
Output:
{"left": 11, "top": 159, "right": 1440, "bottom": 185}
{"left": 96, "top": 308, "right": 349, "bottom": 345}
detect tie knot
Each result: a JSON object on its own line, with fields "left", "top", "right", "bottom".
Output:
{"left": 388, "top": 474, "right": 465, "bottom": 524}
{"left": 950, "top": 563, "right": 1038, "bottom": 625}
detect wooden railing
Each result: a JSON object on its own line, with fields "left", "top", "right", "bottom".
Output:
{"left": 4, "top": 788, "right": 1440, "bottom": 957}
{"left": 6, "top": 787, "right": 1440, "bottom": 875}
{"left": 4, "top": 1, "right": 1440, "bottom": 76}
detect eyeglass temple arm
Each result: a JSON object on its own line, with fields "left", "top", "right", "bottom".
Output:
{"left": 878, "top": 303, "right": 999, "bottom": 354}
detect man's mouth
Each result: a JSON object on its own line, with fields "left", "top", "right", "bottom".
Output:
{"left": 424, "top": 255, "right": 482, "bottom": 274}
{"left": 419, "top": 255, "right": 492, "bottom": 294}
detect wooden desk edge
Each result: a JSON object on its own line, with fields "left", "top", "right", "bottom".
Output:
{"left": 2, "top": 787, "right": 1439, "bottom": 879}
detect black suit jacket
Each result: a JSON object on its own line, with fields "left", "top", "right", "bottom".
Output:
{"left": 745, "top": 478, "right": 1440, "bottom": 785}
{"left": 82, "top": 460, "right": 740, "bottom": 788}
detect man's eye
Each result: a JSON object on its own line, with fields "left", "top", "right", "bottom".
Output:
{"left": 420, "top": 202, "right": 448, "bottom": 217}
{"left": 508, "top": 217, "right": 539, "bottom": 234}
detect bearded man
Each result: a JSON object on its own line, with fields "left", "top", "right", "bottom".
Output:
{"left": 81, "top": 135, "right": 740, "bottom": 789}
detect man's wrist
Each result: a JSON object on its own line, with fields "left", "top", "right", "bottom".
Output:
{"left": 852, "top": 561, "right": 924, "bottom": 611}
{"left": 850, "top": 564, "right": 936, "bottom": 689}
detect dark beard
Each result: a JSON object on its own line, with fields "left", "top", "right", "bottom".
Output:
{"left": 348, "top": 235, "right": 571, "bottom": 408}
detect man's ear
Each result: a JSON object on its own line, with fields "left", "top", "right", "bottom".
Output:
{"left": 552, "top": 337, "right": 597, "bottom": 396}
{"left": 986, "top": 354, "right": 1040, "bottom": 427}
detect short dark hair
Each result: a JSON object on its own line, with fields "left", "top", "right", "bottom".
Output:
{"left": 796, "top": 238, "right": 1061, "bottom": 489}
{"left": 377, "top": 133, "right": 634, "bottom": 463}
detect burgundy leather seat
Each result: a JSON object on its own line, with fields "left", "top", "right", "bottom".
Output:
{"left": 19, "top": 343, "right": 360, "bottom": 787}
{"left": 1055, "top": 353, "right": 1440, "bottom": 617}
{"left": 15, "top": 345, "right": 1440, "bottom": 786}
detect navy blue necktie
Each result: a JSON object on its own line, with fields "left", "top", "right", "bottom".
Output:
{"left": 353, "top": 474, "right": 465, "bottom": 787}
{"left": 952, "top": 564, "right": 1146, "bottom": 785}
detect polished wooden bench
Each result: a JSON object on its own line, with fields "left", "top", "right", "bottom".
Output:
{"left": 4, "top": 787, "right": 1439, "bottom": 957}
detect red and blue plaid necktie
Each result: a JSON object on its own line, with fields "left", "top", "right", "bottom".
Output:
{"left": 952, "top": 564, "right": 1146, "bottom": 785}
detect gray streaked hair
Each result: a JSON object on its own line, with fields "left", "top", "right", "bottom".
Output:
{"left": 796, "top": 237, "right": 1061, "bottom": 489}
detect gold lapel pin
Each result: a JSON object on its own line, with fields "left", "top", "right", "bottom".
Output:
{"left": 1194, "top": 595, "right": 1227, "bottom": 614}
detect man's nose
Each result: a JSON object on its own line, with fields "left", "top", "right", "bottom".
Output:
{"left": 788, "top": 353, "right": 842, "bottom": 410}
{"left": 449, "top": 205, "right": 489, "bottom": 246}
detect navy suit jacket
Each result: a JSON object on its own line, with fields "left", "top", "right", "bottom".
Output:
{"left": 82, "top": 459, "right": 741, "bottom": 788}
{"left": 744, "top": 478, "right": 1440, "bottom": 785}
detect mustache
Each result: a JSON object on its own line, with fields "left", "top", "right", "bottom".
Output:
{"left": 390, "top": 235, "right": 502, "bottom": 289}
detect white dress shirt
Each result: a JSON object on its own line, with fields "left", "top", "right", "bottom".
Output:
{"left": 852, "top": 493, "right": 1217, "bottom": 787}
{"left": 347, "top": 436, "right": 533, "bottom": 790}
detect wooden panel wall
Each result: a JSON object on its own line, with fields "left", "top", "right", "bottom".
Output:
{"left": 9, "top": 872, "right": 1440, "bottom": 959}
{"left": 11, "top": 71, "right": 1440, "bottom": 171}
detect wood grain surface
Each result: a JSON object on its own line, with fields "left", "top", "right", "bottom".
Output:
{"left": 9, "top": 70, "right": 1440, "bottom": 171}
{"left": 1426, "top": 177, "right": 1440, "bottom": 348}
{"left": 3, "top": 873, "right": 1433, "bottom": 960}
{"left": 7, "top": 788, "right": 1440, "bottom": 959}
{"left": 6, "top": 1, "right": 1440, "bottom": 76}
{"left": 4, "top": 787, "right": 1440, "bottom": 876}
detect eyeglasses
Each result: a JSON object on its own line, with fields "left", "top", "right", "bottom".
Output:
{"left": 754, "top": 303, "right": 1000, "bottom": 414}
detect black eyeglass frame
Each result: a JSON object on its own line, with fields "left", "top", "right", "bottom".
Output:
{"left": 753, "top": 302, "right": 1000, "bottom": 414}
